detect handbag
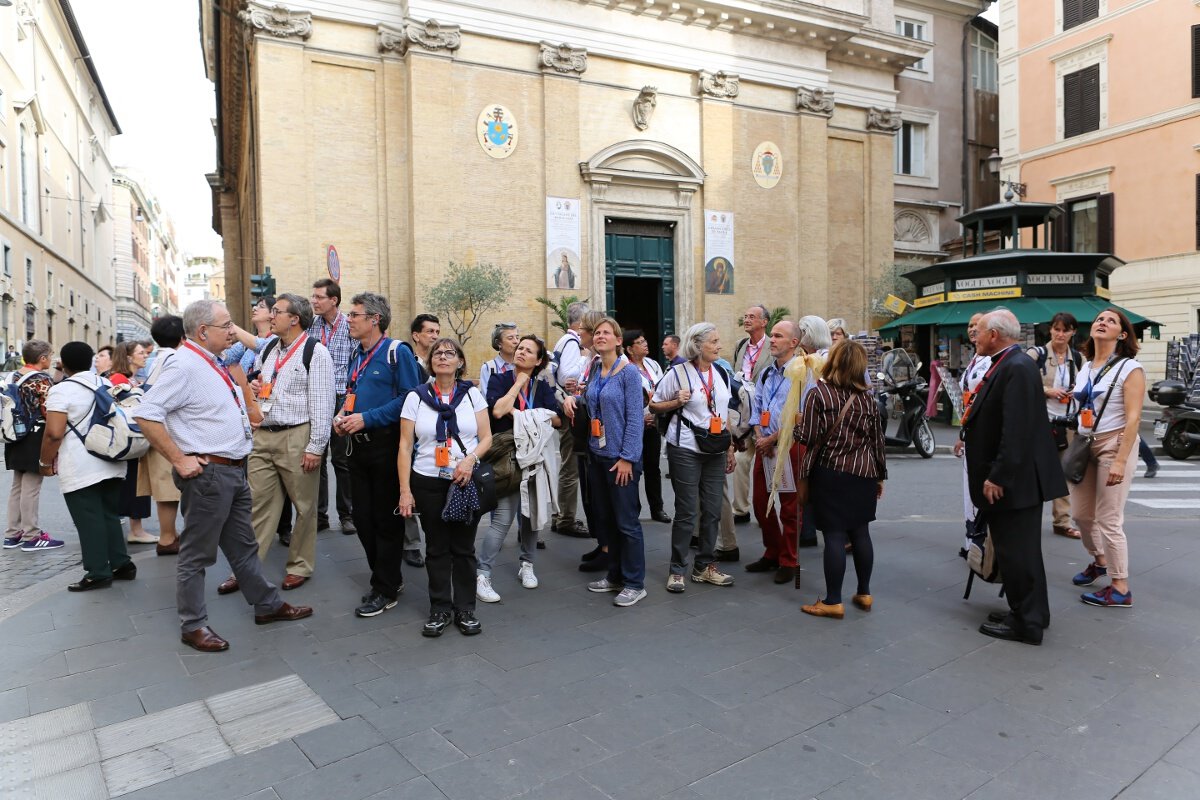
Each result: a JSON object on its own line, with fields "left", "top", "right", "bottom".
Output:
{"left": 1061, "top": 359, "right": 1127, "bottom": 484}
{"left": 679, "top": 415, "right": 732, "bottom": 454}
{"left": 795, "top": 391, "right": 858, "bottom": 506}
{"left": 570, "top": 359, "right": 601, "bottom": 450}
{"left": 449, "top": 431, "right": 497, "bottom": 517}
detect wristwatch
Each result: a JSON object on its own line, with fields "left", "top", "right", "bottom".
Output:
{"left": 38, "top": 460, "right": 54, "bottom": 469}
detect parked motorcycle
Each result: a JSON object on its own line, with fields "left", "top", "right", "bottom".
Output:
{"left": 1150, "top": 379, "right": 1200, "bottom": 461}
{"left": 876, "top": 349, "right": 936, "bottom": 458}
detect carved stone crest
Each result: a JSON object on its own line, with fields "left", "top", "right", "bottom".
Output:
{"left": 796, "top": 86, "right": 835, "bottom": 117}
{"left": 633, "top": 87, "right": 657, "bottom": 131}
{"left": 697, "top": 70, "right": 739, "bottom": 99}
{"left": 379, "top": 18, "right": 462, "bottom": 55}
{"left": 540, "top": 42, "right": 587, "bottom": 76}
{"left": 867, "top": 107, "right": 903, "bottom": 133}
{"left": 238, "top": 2, "right": 313, "bottom": 41}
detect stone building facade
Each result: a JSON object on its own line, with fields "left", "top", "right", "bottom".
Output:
{"left": 204, "top": 0, "right": 929, "bottom": 363}
{"left": 0, "top": 0, "right": 120, "bottom": 353}
{"left": 112, "top": 171, "right": 184, "bottom": 342}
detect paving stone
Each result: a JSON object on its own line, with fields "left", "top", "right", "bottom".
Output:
{"left": 359, "top": 655, "right": 507, "bottom": 707}
{"left": 988, "top": 750, "right": 1116, "bottom": 797}
{"left": 1118, "top": 761, "right": 1200, "bottom": 800}
{"left": 363, "top": 681, "right": 502, "bottom": 741}
{"left": 817, "top": 743, "right": 991, "bottom": 800}
{"left": 917, "top": 699, "right": 1066, "bottom": 774}
{"left": 364, "top": 776, "right": 451, "bottom": 800}
{"left": 691, "top": 654, "right": 808, "bottom": 709}
{"left": 802, "top": 650, "right": 928, "bottom": 708}
{"left": 689, "top": 733, "right": 862, "bottom": 799}
{"left": 120, "top": 740, "right": 314, "bottom": 800}
{"left": 28, "top": 762, "right": 107, "bottom": 800}
{"left": 806, "top": 692, "right": 951, "bottom": 766}
{"left": 87, "top": 691, "right": 145, "bottom": 728}
{"left": 273, "top": 744, "right": 418, "bottom": 800}
{"left": 567, "top": 689, "right": 720, "bottom": 752}
{"left": 639, "top": 723, "right": 754, "bottom": 782}
{"left": 1035, "top": 706, "right": 1184, "bottom": 784}
{"left": 391, "top": 729, "right": 467, "bottom": 775}
{"left": 1164, "top": 725, "right": 1200, "bottom": 770}
{"left": 574, "top": 749, "right": 691, "bottom": 799}
{"left": 26, "top": 653, "right": 184, "bottom": 714}
{"left": 294, "top": 716, "right": 386, "bottom": 768}
{"left": 1093, "top": 672, "right": 1200, "bottom": 733}
{"left": 0, "top": 730, "right": 99, "bottom": 790}
{"left": 218, "top": 689, "right": 340, "bottom": 756}
{"left": 240, "top": 790, "right": 282, "bottom": 800}
{"left": 997, "top": 657, "right": 1140, "bottom": 725}
{"left": 0, "top": 702, "right": 93, "bottom": 753}
{"left": 0, "top": 686, "right": 30, "bottom": 724}
{"left": 95, "top": 700, "right": 214, "bottom": 760}
{"left": 137, "top": 655, "right": 295, "bottom": 714}
{"left": 102, "top": 726, "right": 233, "bottom": 796}
{"left": 434, "top": 704, "right": 538, "bottom": 757}
{"left": 702, "top": 681, "right": 849, "bottom": 750}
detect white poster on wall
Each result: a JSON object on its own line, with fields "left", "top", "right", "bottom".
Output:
{"left": 546, "top": 197, "right": 581, "bottom": 290}
{"left": 704, "top": 210, "right": 735, "bottom": 294}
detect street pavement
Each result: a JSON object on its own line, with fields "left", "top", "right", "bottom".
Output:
{"left": 1, "top": 449, "right": 1199, "bottom": 800}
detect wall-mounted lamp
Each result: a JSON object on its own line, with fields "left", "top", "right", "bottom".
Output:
{"left": 986, "top": 148, "right": 1026, "bottom": 202}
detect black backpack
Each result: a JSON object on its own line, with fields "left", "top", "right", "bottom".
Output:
{"left": 261, "top": 337, "right": 318, "bottom": 374}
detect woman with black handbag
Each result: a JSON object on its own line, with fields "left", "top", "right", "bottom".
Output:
{"left": 795, "top": 340, "right": 886, "bottom": 619}
{"left": 477, "top": 335, "right": 561, "bottom": 603}
{"left": 1066, "top": 308, "right": 1144, "bottom": 609}
{"left": 650, "top": 322, "right": 737, "bottom": 594}
{"left": 398, "top": 338, "right": 492, "bottom": 637}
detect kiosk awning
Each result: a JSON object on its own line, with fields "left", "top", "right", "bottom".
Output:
{"left": 878, "top": 297, "right": 1161, "bottom": 338}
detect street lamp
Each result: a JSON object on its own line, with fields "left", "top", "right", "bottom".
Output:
{"left": 986, "top": 148, "right": 1026, "bottom": 202}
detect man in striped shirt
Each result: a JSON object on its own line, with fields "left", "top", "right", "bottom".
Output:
{"left": 309, "top": 279, "right": 355, "bottom": 534}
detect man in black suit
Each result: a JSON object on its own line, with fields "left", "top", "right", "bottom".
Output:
{"left": 962, "top": 310, "right": 1068, "bottom": 645}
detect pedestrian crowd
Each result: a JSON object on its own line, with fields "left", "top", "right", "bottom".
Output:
{"left": 2, "top": 279, "right": 1152, "bottom": 652}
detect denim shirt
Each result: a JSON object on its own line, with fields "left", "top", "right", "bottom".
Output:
{"left": 585, "top": 364, "right": 644, "bottom": 463}
{"left": 752, "top": 358, "right": 793, "bottom": 437}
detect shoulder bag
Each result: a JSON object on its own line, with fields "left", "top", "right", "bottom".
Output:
{"left": 1061, "top": 359, "right": 1128, "bottom": 484}
{"left": 795, "top": 389, "right": 858, "bottom": 506}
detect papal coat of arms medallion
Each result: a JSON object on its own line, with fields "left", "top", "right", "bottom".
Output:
{"left": 478, "top": 104, "right": 518, "bottom": 159}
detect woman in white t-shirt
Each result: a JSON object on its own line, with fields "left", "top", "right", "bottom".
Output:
{"left": 1067, "top": 308, "right": 1145, "bottom": 609}
{"left": 953, "top": 312, "right": 993, "bottom": 555}
{"left": 38, "top": 342, "right": 132, "bottom": 591}
{"left": 398, "top": 338, "right": 492, "bottom": 637}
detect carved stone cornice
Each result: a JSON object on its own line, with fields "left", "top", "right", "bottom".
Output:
{"left": 377, "top": 18, "right": 461, "bottom": 56}
{"left": 539, "top": 42, "right": 587, "bottom": 76}
{"left": 697, "top": 70, "right": 739, "bottom": 100}
{"left": 238, "top": 2, "right": 313, "bottom": 42}
{"left": 866, "top": 107, "right": 902, "bottom": 133}
{"left": 795, "top": 86, "right": 835, "bottom": 117}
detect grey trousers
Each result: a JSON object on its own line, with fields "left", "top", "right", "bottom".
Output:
{"left": 666, "top": 444, "right": 725, "bottom": 575}
{"left": 174, "top": 463, "right": 282, "bottom": 634}
{"left": 555, "top": 429, "right": 579, "bottom": 525}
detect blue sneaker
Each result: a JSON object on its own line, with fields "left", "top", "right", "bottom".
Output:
{"left": 1081, "top": 585, "right": 1132, "bottom": 608}
{"left": 1072, "top": 562, "right": 1107, "bottom": 586}
{"left": 20, "top": 533, "right": 65, "bottom": 552}
{"left": 3, "top": 532, "right": 25, "bottom": 549}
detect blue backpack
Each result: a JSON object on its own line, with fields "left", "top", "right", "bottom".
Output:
{"left": 0, "top": 372, "right": 47, "bottom": 443}
{"left": 64, "top": 378, "right": 151, "bottom": 462}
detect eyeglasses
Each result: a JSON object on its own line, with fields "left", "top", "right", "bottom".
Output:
{"left": 207, "top": 321, "right": 235, "bottom": 330}
{"left": 345, "top": 311, "right": 375, "bottom": 320}
{"left": 431, "top": 349, "right": 459, "bottom": 360}
{"left": 269, "top": 307, "right": 293, "bottom": 317}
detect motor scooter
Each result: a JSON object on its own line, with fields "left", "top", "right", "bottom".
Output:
{"left": 1150, "top": 379, "right": 1200, "bottom": 460}
{"left": 875, "top": 349, "right": 936, "bottom": 458}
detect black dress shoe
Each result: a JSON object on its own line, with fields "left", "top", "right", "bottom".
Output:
{"left": 744, "top": 557, "right": 778, "bottom": 573}
{"left": 773, "top": 566, "right": 796, "bottom": 584}
{"left": 650, "top": 510, "right": 672, "bottom": 523}
{"left": 580, "top": 545, "right": 604, "bottom": 562}
{"left": 536, "top": 540, "right": 546, "bottom": 550}
{"left": 979, "top": 620, "right": 1041, "bottom": 646}
{"left": 987, "top": 611, "right": 1008, "bottom": 624}
{"left": 112, "top": 562, "right": 137, "bottom": 581}
{"left": 317, "top": 517, "right": 331, "bottom": 531}
{"left": 555, "top": 520, "right": 590, "bottom": 538}
{"left": 715, "top": 547, "right": 740, "bottom": 563}
{"left": 404, "top": 549, "right": 425, "bottom": 568}
{"left": 733, "top": 513, "right": 751, "bottom": 525}
{"left": 579, "top": 555, "right": 609, "bottom": 572}
{"left": 68, "top": 575, "right": 113, "bottom": 592}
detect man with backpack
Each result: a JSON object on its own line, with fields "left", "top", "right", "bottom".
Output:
{"left": 308, "top": 278, "right": 354, "bottom": 535}
{"left": 331, "top": 292, "right": 423, "bottom": 618}
{"left": 216, "top": 294, "right": 334, "bottom": 596}
{"left": 134, "top": 301, "right": 313, "bottom": 652}
{"left": 730, "top": 305, "right": 772, "bottom": 524}
{"left": 551, "top": 301, "right": 592, "bottom": 539}
{"left": 1026, "top": 312, "right": 1084, "bottom": 540}
{"left": 3, "top": 340, "right": 61, "bottom": 552}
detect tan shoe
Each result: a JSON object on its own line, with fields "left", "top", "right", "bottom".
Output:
{"left": 852, "top": 594, "right": 873, "bottom": 611}
{"left": 801, "top": 599, "right": 845, "bottom": 619}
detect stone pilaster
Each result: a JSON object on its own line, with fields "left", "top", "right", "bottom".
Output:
{"left": 797, "top": 112, "right": 830, "bottom": 319}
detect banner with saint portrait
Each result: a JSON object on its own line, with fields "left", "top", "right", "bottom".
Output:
{"left": 704, "top": 210, "right": 735, "bottom": 295}
{"left": 546, "top": 197, "right": 581, "bottom": 290}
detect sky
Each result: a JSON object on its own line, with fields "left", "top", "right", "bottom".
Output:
{"left": 71, "top": 0, "right": 222, "bottom": 258}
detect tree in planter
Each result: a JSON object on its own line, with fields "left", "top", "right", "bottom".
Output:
{"left": 535, "top": 294, "right": 590, "bottom": 334}
{"left": 424, "top": 261, "right": 512, "bottom": 347}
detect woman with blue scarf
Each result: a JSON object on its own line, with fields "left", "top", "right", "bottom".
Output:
{"left": 398, "top": 338, "right": 492, "bottom": 637}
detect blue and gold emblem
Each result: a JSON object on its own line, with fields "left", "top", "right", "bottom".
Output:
{"left": 478, "top": 104, "right": 518, "bottom": 159}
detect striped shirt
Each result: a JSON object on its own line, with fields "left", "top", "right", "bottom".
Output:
{"left": 254, "top": 336, "right": 336, "bottom": 454}
{"left": 133, "top": 340, "right": 254, "bottom": 459}
{"left": 479, "top": 356, "right": 514, "bottom": 396}
{"left": 308, "top": 312, "right": 353, "bottom": 395}
{"left": 796, "top": 381, "right": 887, "bottom": 481}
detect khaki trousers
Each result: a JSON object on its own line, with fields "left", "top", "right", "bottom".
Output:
{"left": 248, "top": 424, "right": 320, "bottom": 577}
{"left": 732, "top": 444, "right": 753, "bottom": 515}
{"left": 1051, "top": 429, "right": 1074, "bottom": 529}
{"left": 6, "top": 470, "right": 43, "bottom": 539}
{"left": 1069, "top": 430, "right": 1138, "bottom": 580}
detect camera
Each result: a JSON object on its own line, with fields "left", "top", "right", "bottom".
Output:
{"left": 1049, "top": 413, "right": 1079, "bottom": 431}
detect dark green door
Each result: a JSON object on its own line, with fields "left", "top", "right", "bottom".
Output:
{"left": 605, "top": 220, "right": 675, "bottom": 358}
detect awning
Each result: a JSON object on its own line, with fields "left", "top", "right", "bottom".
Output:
{"left": 878, "top": 297, "right": 1161, "bottom": 338}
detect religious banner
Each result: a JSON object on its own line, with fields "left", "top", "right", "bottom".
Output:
{"left": 546, "top": 197, "right": 581, "bottom": 290}
{"left": 704, "top": 210, "right": 735, "bottom": 294}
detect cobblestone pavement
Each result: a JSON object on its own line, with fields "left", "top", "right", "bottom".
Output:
{"left": 1, "top": 453, "right": 1198, "bottom": 799}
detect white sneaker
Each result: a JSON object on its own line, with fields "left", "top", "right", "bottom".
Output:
{"left": 666, "top": 574, "right": 685, "bottom": 593}
{"left": 476, "top": 573, "right": 501, "bottom": 603}
{"left": 587, "top": 577, "right": 623, "bottom": 593}
{"left": 518, "top": 561, "right": 538, "bottom": 589}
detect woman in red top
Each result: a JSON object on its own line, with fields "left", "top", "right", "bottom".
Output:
{"left": 109, "top": 342, "right": 155, "bottom": 544}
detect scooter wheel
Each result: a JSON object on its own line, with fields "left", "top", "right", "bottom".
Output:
{"left": 915, "top": 420, "right": 936, "bottom": 459}
{"left": 1164, "top": 421, "right": 1198, "bottom": 461}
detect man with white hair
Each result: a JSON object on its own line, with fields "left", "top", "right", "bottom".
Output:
{"left": 551, "top": 301, "right": 592, "bottom": 538}
{"left": 135, "top": 300, "right": 313, "bottom": 653}
{"left": 731, "top": 305, "right": 773, "bottom": 524}
{"left": 961, "top": 309, "right": 1067, "bottom": 646}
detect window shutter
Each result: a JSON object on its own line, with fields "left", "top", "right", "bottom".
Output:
{"left": 1192, "top": 25, "right": 1200, "bottom": 98}
{"left": 1081, "top": 0, "right": 1099, "bottom": 24}
{"left": 1195, "top": 174, "right": 1200, "bottom": 250}
{"left": 1062, "top": 0, "right": 1081, "bottom": 30}
{"left": 1079, "top": 64, "right": 1100, "bottom": 134}
{"left": 1097, "top": 193, "right": 1115, "bottom": 254}
{"left": 1063, "top": 70, "right": 1082, "bottom": 138}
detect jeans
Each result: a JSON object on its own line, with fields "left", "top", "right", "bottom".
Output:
{"left": 588, "top": 454, "right": 645, "bottom": 590}
{"left": 411, "top": 473, "right": 480, "bottom": 613}
{"left": 1138, "top": 435, "right": 1159, "bottom": 469}
{"left": 665, "top": 444, "right": 724, "bottom": 575}
{"left": 477, "top": 492, "right": 537, "bottom": 576}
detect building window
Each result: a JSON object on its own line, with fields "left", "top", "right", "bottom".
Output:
{"left": 1063, "top": 64, "right": 1101, "bottom": 139}
{"left": 895, "top": 17, "right": 930, "bottom": 73}
{"left": 1063, "top": 0, "right": 1100, "bottom": 31}
{"left": 894, "top": 122, "right": 927, "bottom": 177}
{"left": 69, "top": 289, "right": 75, "bottom": 308}
{"left": 47, "top": 271, "right": 53, "bottom": 303}
{"left": 1195, "top": 174, "right": 1200, "bottom": 250}
{"left": 25, "top": 257, "right": 33, "bottom": 288}
{"left": 1065, "top": 193, "right": 1114, "bottom": 254}
{"left": 1192, "top": 25, "right": 1200, "bottom": 99}
{"left": 25, "top": 305, "right": 34, "bottom": 341}
{"left": 971, "top": 28, "right": 998, "bottom": 93}
{"left": 18, "top": 125, "right": 33, "bottom": 228}
{"left": 2, "top": 243, "right": 10, "bottom": 277}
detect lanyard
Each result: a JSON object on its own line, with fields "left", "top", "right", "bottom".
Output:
{"left": 694, "top": 363, "right": 716, "bottom": 414}
{"left": 1082, "top": 355, "right": 1123, "bottom": 406}
{"left": 183, "top": 341, "right": 242, "bottom": 412}
{"left": 319, "top": 315, "right": 343, "bottom": 348}
{"left": 273, "top": 334, "right": 307, "bottom": 377}
{"left": 744, "top": 339, "right": 764, "bottom": 374}
{"left": 637, "top": 362, "right": 655, "bottom": 383}
{"left": 963, "top": 345, "right": 1017, "bottom": 420}
{"left": 348, "top": 338, "right": 385, "bottom": 390}
{"left": 762, "top": 366, "right": 785, "bottom": 409}
{"left": 516, "top": 381, "right": 535, "bottom": 410}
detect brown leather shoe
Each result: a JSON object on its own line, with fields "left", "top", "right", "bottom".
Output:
{"left": 281, "top": 574, "right": 308, "bottom": 591}
{"left": 156, "top": 540, "right": 180, "bottom": 556}
{"left": 801, "top": 599, "right": 845, "bottom": 619}
{"left": 773, "top": 566, "right": 796, "bottom": 584}
{"left": 852, "top": 594, "right": 873, "bottom": 611}
{"left": 217, "top": 575, "right": 239, "bottom": 595}
{"left": 254, "top": 602, "right": 313, "bottom": 625}
{"left": 181, "top": 626, "right": 229, "bottom": 652}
